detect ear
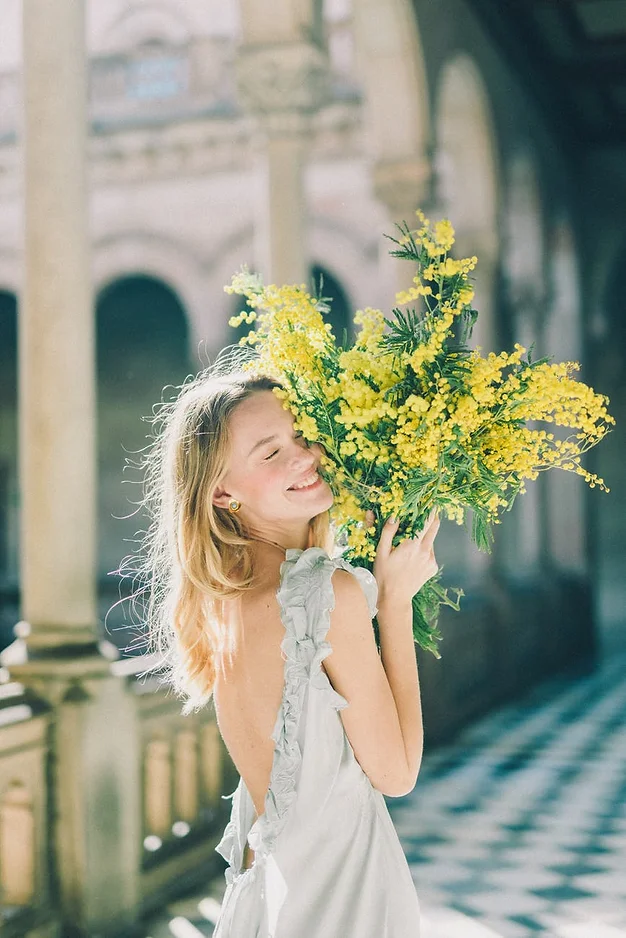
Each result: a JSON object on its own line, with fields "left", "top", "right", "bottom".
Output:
{"left": 212, "top": 485, "right": 233, "bottom": 510}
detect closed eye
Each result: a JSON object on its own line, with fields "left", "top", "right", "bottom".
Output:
{"left": 265, "top": 432, "right": 305, "bottom": 459}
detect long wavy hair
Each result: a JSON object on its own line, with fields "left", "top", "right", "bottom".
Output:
{"left": 126, "top": 364, "right": 332, "bottom": 712}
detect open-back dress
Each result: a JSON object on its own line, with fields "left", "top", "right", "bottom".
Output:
{"left": 213, "top": 546, "right": 422, "bottom": 937}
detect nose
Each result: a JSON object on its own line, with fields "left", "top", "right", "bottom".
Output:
{"left": 290, "top": 439, "right": 318, "bottom": 471}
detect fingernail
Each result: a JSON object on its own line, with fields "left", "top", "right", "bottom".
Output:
{"left": 387, "top": 516, "right": 398, "bottom": 526}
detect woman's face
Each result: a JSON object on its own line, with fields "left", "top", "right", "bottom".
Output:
{"left": 213, "top": 390, "right": 333, "bottom": 542}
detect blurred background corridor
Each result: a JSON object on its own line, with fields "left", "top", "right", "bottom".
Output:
{"left": 0, "top": 1, "right": 624, "bottom": 936}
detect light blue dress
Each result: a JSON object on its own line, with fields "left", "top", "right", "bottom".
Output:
{"left": 213, "top": 546, "right": 422, "bottom": 937}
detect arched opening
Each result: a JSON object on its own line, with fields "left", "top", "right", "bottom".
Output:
{"left": 311, "top": 264, "right": 352, "bottom": 347}
{"left": 97, "top": 276, "right": 191, "bottom": 646}
{"left": 226, "top": 264, "right": 353, "bottom": 351}
{"left": 0, "top": 292, "right": 18, "bottom": 653}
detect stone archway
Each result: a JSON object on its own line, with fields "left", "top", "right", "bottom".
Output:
{"left": 93, "top": 233, "right": 210, "bottom": 363}
{"left": 96, "top": 275, "right": 191, "bottom": 645}
{"left": 225, "top": 261, "right": 354, "bottom": 350}
{"left": 311, "top": 263, "right": 353, "bottom": 347}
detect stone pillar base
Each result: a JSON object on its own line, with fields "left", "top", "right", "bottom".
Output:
{"left": 4, "top": 655, "right": 141, "bottom": 938}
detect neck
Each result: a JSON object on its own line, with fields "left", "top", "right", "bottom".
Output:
{"left": 247, "top": 522, "right": 312, "bottom": 553}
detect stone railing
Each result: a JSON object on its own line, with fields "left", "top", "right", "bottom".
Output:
{"left": 0, "top": 680, "right": 58, "bottom": 938}
{"left": 0, "top": 655, "right": 234, "bottom": 937}
{"left": 126, "top": 659, "right": 236, "bottom": 913}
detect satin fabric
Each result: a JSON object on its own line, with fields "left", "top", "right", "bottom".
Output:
{"left": 213, "top": 547, "right": 422, "bottom": 937}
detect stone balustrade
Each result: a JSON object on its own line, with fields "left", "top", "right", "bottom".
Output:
{"left": 128, "top": 662, "right": 236, "bottom": 914}
{"left": 0, "top": 661, "right": 234, "bottom": 937}
{"left": 0, "top": 681, "right": 57, "bottom": 938}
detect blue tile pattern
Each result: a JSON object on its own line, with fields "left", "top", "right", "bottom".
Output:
{"left": 387, "top": 652, "right": 626, "bottom": 937}
{"left": 143, "top": 654, "right": 626, "bottom": 938}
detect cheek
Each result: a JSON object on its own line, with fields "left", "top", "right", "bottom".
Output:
{"left": 245, "top": 462, "right": 288, "bottom": 501}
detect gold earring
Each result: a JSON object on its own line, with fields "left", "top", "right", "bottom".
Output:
{"left": 228, "top": 499, "right": 241, "bottom": 512}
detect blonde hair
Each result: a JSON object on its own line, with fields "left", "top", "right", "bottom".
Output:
{"left": 128, "top": 364, "right": 332, "bottom": 712}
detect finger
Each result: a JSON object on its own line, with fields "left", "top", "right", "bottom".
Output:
{"left": 411, "top": 512, "right": 435, "bottom": 544}
{"left": 412, "top": 511, "right": 435, "bottom": 541}
{"left": 420, "top": 516, "right": 441, "bottom": 553}
{"left": 377, "top": 515, "right": 399, "bottom": 555}
{"left": 424, "top": 508, "right": 438, "bottom": 531}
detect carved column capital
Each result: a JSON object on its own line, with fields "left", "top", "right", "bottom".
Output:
{"left": 372, "top": 157, "right": 433, "bottom": 223}
{"left": 236, "top": 40, "right": 329, "bottom": 134}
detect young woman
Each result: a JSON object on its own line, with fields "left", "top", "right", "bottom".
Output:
{"left": 142, "top": 368, "right": 439, "bottom": 937}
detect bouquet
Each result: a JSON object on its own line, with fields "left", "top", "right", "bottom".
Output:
{"left": 225, "top": 211, "right": 614, "bottom": 656}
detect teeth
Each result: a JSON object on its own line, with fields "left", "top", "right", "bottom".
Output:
{"left": 290, "top": 473, "right": 318, "bottom": 490}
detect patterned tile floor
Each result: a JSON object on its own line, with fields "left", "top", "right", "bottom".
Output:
{"left": 389, "top": 651, "right": 626, "bottom": 937}
{"left": 144, "top": 652, "right": 626, "bottom": 938}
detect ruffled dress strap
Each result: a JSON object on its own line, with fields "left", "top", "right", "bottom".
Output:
{"left": 214, "top": 546, "right": 378, "bottom": 889}
{"left": 248, "top": 547, "right": 377, "bottom": 851}
{"left": 276, "top": 546, "right": 378, "bottom": 711}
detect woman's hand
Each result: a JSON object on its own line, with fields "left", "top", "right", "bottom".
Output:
{"left": 367, "top": 510, "right": 440, "bottom": 607}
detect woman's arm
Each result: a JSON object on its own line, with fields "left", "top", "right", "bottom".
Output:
{"left": 323, "top": 571, "right": 419, "bottom": 796}
{"left": 323, "top": 511, "right": 439, "bottom": 797}
{"left": 376, "top": 596, "right": 423, "bottom": 791}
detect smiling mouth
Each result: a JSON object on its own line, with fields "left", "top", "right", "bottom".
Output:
{"left": 288, "top": 471, "right": 322, "bottom": 491}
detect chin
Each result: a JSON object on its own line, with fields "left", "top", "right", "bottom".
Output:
{"left": 310, "top": 490, "right": 334, "bottom": 518}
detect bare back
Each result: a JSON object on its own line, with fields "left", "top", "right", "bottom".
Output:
{"left": 211, "top": 545, "right": 424, "bottom": 936}
{"left": 212, "top": 569, "right": 286, "bottom": 825}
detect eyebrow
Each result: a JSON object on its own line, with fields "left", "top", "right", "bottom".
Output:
{"left": 247, "top": 434, "right": 278, "bottom": 458}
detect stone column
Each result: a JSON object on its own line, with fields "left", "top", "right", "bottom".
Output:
{"left": 543, "top": 221, "right": 586, "bottom": 577}
{"left": 236, "top": 40, "right": 329, "bottom": 285}
{"left": 7, "top": 3, "right": 142, "bottom": 934}
{"left": 372, "top": 157, "right": 434, "bottom": 296}
{"left": 20, "top": 0, "right": 97, "bottom": 653}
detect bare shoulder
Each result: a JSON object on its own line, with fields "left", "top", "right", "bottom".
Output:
{"left": 325, "top": 567, "right": 374, "bottom": 645}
